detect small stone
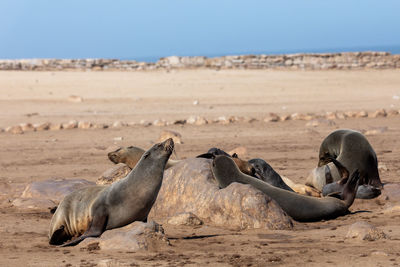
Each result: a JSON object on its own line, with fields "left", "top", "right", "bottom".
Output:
{"left": 364, "top": 126, "right": 388, "bottom": 136}
{"left": 112, "top": 121, "right": 127, "bottom": 128}
{"left": 78, "top": 121, "right": 92, "bottom": 129}
{"left": 139, "top": 120, "right": 151, "bottom": 127}
{"left": 194, "top": 116, "right": 208, "bottom": 125}
{"left": 34, "top": 122, "right": 51, "bottom": 131}
{"left": 93, "top": 123, "right": 109, "bottom": 129}
{"left": 167, "top": 212, "right": 203, "bottom": 226}
{"left": 113, "top": 137, "right": 123, "bottom": 141}
{"left": 346, "top": 221, "right": 388, "bottom": 241}
{"left": 49, "top": 123, "right": 63, "bottom": 131}
{"left": 68, "top": 95, "right": 83, "bottom": 102}
{"left": 217, "top": 116, "right": 230, "bottom": 125}
{"left": 6, "top": 125, "right": 24, "bottom": 134}
{"left": 280, "top": 114, "right": 290, "bottom": 121}
{"left": 153, "top": 119, "right": 167, "bottom": 127}
{"left": 193, "top": 100, "right": 199, "bottom": 105}
{"left": 264, "top": 113, "right": 280, "bottom": 122}
{"left": 355, "top": 111, "right": 368, "bottom": 118}
{"left": 159, "top": 130, "right": 183, "bottom": 144}
{"left": 387, "top": 110, "right": 399, "bottom": 117}
{"left": 19, "top": 123, "right": 35, "bottom": 132}
{"left": 325, "top": 112, "right": 337, "bottom": 120}
{"left": 62, "top": 120, "right": 78, "bottom": 129}
{"left": 368, "top": 109, "right": 387, "bottom": 118}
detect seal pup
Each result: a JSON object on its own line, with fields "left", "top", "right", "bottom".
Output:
{"left": 248, "top": 158, "right": 294, "bottom": 192}
{"left": 306, "top": 129, "right": 382, "bottom": 199}
{"left": 108, "top": 145, "right": 179, "bottom": 169}
{"left": 197, "top": 147, "right": 255, "bottom": 176}
{"left": 49, "top": 138, "right": 174, "bottom": 246}
{"left": 212, "top": 155, "right": 360, "bottom": 222}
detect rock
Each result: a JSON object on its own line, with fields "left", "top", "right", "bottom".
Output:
{"left": 112, "top": 121, "right": 127, "bottom": 128}
{"left": 363, "top": 126, "right": 388, "bottom": 136}
{"left": 11, "top": 197, "right": 56, "bottom": 211}
{"left": 368, "top": 109, "right": 387, "bottom": 118}
{"left": 97, "top": 163, "right": 131, "bottom": 185}
{"left": 305, "top": 119, "right": 336, "bottom": 127}
{"left": 148, "top": 158, "right": 293, "bottom": 230}
{"left": 93, "top": 123, "right": 109, "bottom": 129}
{"left": 383, "top": 204, "right": 400, "bottom": 213}
{"left": 19, "top": 123, "right": 35, "bottom": 132}
{"left": 378, "top": 183, "right": 400, "bottom": 204}
{"left": 153, "top": 119, "right": 167, "bottom": 127}
{"left": 113, "top": 136, "right": 123, "bottom": 141}
{"left": 370, "top": 251, "right": 388, "bottom": 257}
{"left": 49, "top": 123, "right": 63, "bottom": 131}
{"left": 80, "top": 221, "right": 169, "bottom": 251}
{"left": 194, "top": 116, "right": 208, "bottom": 125}
{"left": 387, "top": 109, "right": 399, "bottom": 117}
{"left": 62, "top": 120, "right": 78, "bottom": 129}
{"left": 346, "top": 221, "right": 388, "bottom": 241}
{"left": 355, "top": 111, "right": 368, "bottom": 118}
{"left": 228, "top": 146, "right": 248, "bottom": 158}
{"left": 6, "top": 125, "right": 24, "bottom": 134}
{"left": 158, "top": 130, "right": 183, "bottom": 144}
{"left": 264, "top": 113, "right": 280, "bottom": 122}
{"left": 193, "top": 100, "right": 199, "bottom": 105}
{"left": 216, "top": 116, "right": 230, "bottom": 125}
{"left": 325, "top": 112, "right": 337, "bottom": 120}
{"left": 78, "top": 121, "right": 92, "bottom": 129}
{"left": 68, "top": 95, "right": 83, "bottom": 102}
{"left": 139, "top": 120, "right": 152, "bottom": 127}
{"left": 20, "top": 178, "right": 95, "bottom": 204}
{"left": 34, "top": 122, "right": 51, "bottom": 131}
{"left": 167, "top": 212, "right": 203, "bottom": 226}
{"left": 280, "top": 115, "right": 290, "bottom": 121}
{"left": 173, "top": 119, "right": 186, "bottom": 125}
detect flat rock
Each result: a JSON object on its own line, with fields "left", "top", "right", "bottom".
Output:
{"left": 12, "top": 197, "right": 56, "bottom": 211}
{"left": 80, "top": 221, "right": 169, "bottom": 251}
{"left": 148, "top": 158, "right": 293, "bottom": 230}
{"left": 167, "top": 212, "right": 203, "bottom": 226}
{"left": 97, "top": 163, "right": 131, "bottom": 185}
{"left": 20, "top": 178, "right": 95, "bottom": 203}
{"left": 346, "top": 221, "right": 388, "bottom": 241}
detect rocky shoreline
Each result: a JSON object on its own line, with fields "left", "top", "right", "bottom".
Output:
{"left": 1, "top": 52, "right": 400, "bottom": 71}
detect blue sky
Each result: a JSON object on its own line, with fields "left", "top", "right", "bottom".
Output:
{"left": 1, "top": 1, "right": 400, "bottom": 61}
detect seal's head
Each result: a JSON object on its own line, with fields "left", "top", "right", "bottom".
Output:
{"left": 108, "top": 146, "right": 146, "bottom": 168}
{"left": 248, "top": 158, "right": 277, "bottom": 183}
{"left": 143, "top": 138, "right": 174, "bottom": 162}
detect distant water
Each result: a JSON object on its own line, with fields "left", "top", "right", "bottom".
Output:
{"left": 124, "top": 45, "right": 400, "bottom": 63}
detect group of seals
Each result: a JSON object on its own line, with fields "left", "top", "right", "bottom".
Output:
{"left": 306, "top": 129, "right": 383, "bottom": 199}
{"left": 49, "top": 138, "right": 174, "bottom": 246}
{"left": 212, "top": 155, "right": 360, "bottom": 222}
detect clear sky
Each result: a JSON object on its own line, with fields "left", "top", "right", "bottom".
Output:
{"left": 1, "top": 0, "right": 400, "bottom": 61}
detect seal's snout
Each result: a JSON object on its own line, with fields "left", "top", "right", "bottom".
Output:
{"left": 162, "top": 138, "right": 174, "bottom": 153}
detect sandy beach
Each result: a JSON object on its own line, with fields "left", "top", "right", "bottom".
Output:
{"left": 1, "top": 69, "right": 400, "bottom": 266}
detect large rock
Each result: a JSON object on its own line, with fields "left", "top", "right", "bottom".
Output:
{"left": 80, "top": 221, "right": 169, "bottom": 251}
{"left": 346, "top": 221, "right": 388, "bottom": 241}
{"left": 148, "top": 158, "right": 293, "bottom": 230}
{"left": 377, "top": 183, "right": 400, "bottom": 205}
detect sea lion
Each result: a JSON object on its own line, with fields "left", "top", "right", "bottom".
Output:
{"left": 197, "top": 147, "right": 255, "bottom": 176}
{"left": 306, "top": 129, "right": 382, "bottom": 199}
{"left": 212, "top": 155, "right": 359, "bottom": 222}
{"left": 248, "top": 158, "right": 294, "bottom": 192}
{"left": 108, "top": 145, "right": 179, "bottom": 169}
{"left": 49, "top": 138, "right": 174, "bottom": 246}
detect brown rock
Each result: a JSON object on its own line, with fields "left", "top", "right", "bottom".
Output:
{"left": 34, "top": 122, "right": 51, "bottom": 131}
{"left": 264, "top": 113, "right": 280, "bottom": 122}
{"left": 97, "top": 163, "right": 131, "bottom": 185}
{"left": 355, "top": 111, "right": 368, "bottom": 118}
{"left": 346, "top": 221, "right": 388, "bottom": 241}
{"left": 19, "top": 123, "right": 35, "bottom": 132}
{"left": 6, "top": 125, "right": 24, "bottom": 134}
{"left": 148, "top": 158, "right": 293, "bottom": 230}
{"left": 80, "top": 221, "right": 169, "bottom": 251}
{"left": 167, "top": 212, "right": 203, "bottom": 226}
{"left": 78, "top": 121, "right": 92, "bottom": 129}
{"left": 62, "top": 120, "right": 78, "bottom": 129}
{"left": 49, "top": 123, "right": 63, "bottom": 131}
{"left": 368, "top": 109, "right": 387, "bottom": 118}
{"left": 158, "top": 130, "right": 183, "bottom": 144}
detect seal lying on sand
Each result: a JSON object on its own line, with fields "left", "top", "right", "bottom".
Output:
{"left": 212, "top": 155, "right": 360, "bottom": 222}
{"left": 197, "top": 147, "right": 255, "bottom": 176}
{"left": 306, "top": 129, "right": 382, "bottom": 199}
{"left": 108, "top": 145, "right": 179, "bottom": 169}
{"left": 49, "top": 138, "right": 174, "bottom": 246}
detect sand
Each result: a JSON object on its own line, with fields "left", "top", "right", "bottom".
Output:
{"left": 0, "top": 69, "right": 400, "bottom": 266}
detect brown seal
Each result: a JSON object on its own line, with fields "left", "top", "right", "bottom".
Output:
{"left": 49, "top": 138, "right": 174, "bottom": 246}
{"left": 212, "top": 155, "right": 360, "bottom": 222}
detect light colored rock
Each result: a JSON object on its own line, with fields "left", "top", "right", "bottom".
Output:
{"left": 49, "top": 123, "right": 63, "bottom": 131}
{"left": 363, "top": 126, "right": 388, "bottom": 136}
{"left": 158, "top": 130, "right": 183, "bottom": 144}
{"left": 264, "top": 113, "right": 280, "bottom": 122}
{"left": 93, "top": 123, "right": 109, "bottom": 129}
{"left": 97, "top": 163, "right": 131, "bottom": 185}
{"left": 194, "top": 116, "right": 208, "bottom": 125}
{"left": 139, "top": 120, "right": 151, "bottom": 127}
{"left": 368, "top": 109, "right": 387, "bottom": 118}
{"left": 62, "top": 120, "right": 78, "bottom": 129}
{"left": 305, "top": 119, "right": 336, "bottom": 127}
{"left": 68, "top": 95, "right": 83, "bottom": 102}
{"left": 19, "top": 123, "right": 35, "bottom": 132}
{"left": 11, "top": 197, "right": 56, "bottom": 211}
{"left": 34, "top": 122, "right": 51, "bottom": 131}
{"left": 378, "top": 183, "right": 400, "bottom": 203}
{"left": 167, "top": 212, "right": 203, "bottom": 226}
{"left": 112, "top": 121, "right": 127, "bottom": 128}
{"left": 148, "top": 158, "right": 293, "bottom": 230}
{"left": 6, "top": 125, "right": 24, "bottom": 134}
{"left": 355, "top": 110, "right": 368, "bottom": 118}
{"left": 216, "top": 116, "right": 230, "bottom": 125}
{"left": 346, "top": 221, "right": 388, "bottom": 241}
{"left": 383, "top": 204, "right": 400, "bottom": 213}
{"left": 113, "top": 136, "right": 123, "bottom": 141}
{"left": 325, "top": 112, "right": 337, "bottom": 120}
{"left": 81, "top": 221, "right": 169, "bottom": 251}
{"left": 280, "top": 115, "right": 290, "bottom": 121}
{"left": 193, "top": 100, "right": 199, "bottom": 105}
{"left": 78, "top": 121, "right": 92, "bottom": 129}
{"left": 20, "top": 178, "right": 94, "bottom": 204}
{"left": 153, "top": 119, "right": 167, "bottom": 127}
{"left": 370, "top": 251, "right": 388, "bottom": 257}
{"left": 387, "top": 109, "right": 399, "bottom": 116}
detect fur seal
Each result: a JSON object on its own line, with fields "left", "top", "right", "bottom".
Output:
{"left": 108, "top": 145, "right": 179, "bottom": 169}
{"left": 212, "top": 155, "right": 359, "bottom": 222}
{"left": 49, "top": 138, "right": 174, "bottom": 246}
{"left": 197, "top": 147, "right": 255, "bottom": 176}
{"left": 248, "top": 158, "right": 294, "bottom": 192}
{"left": 306, "top": 129, "right": 382, "bottom": 199}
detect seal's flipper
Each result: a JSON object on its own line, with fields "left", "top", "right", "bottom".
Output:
{"left": 196, "top": 153, "right": 215, "bottom": 159}
{"left": 49, "top": 225, "right": 67, "bottom": 245}
{"left": 326, "top": 192, "right": 343, "bottom": 200}
{"left": 355, "top": 184, "right": 381, "bottom": 199}
{"left": 326, "top": 156, "right": 349, "bottom": 180}
{"left": 60, "top": 215, "right": 108, "bottom": 247}
{"left": 343, "top": 170, "right": 360, "bottom": 208}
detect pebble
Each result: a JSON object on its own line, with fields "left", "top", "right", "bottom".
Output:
{"left": 34, "top": 122, "right": 51, "bottom": 131}
{"left": 19, "top": 123, "right": 35, "bottom": 132}
{"left": 62, "top": 120, "right": 78, "bottom": 129}
{"left": 78, "top": 121, "right": 92, "bottom": 129}
{"left": 68, "top": 95, "right": 83, "bottom": 102}
{"left": 6, "top": 125, "right": 24, "bottom": 134}
{"left": 346, "top": 221, "right": 388, "bottom": 241}
{"left": 113, "top": 137, "right": 123, "bottom": 141}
